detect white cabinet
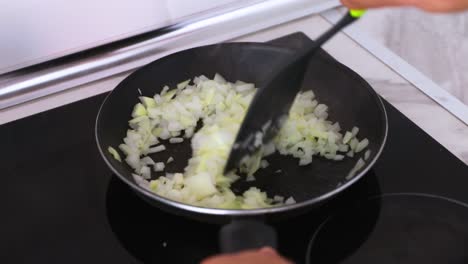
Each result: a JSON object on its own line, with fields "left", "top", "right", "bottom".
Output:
{"left": 0, "top": 0, "right": 246, "bottom": 74}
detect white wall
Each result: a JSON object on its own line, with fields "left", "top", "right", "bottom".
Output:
{"left": 355, "top": 8, "right": 468, "bottom": 105}
{"left": 0, "top": 0, "right": 245, "bottom": 74}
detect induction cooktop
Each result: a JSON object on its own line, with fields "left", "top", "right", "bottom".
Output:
{"left": 1, "top": 33, "right": 467, "bottom": 264}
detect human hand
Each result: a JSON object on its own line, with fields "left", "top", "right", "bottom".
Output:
{"left": 201, "top": 247, "right": 294, "bottom": 264}
{"left": 341, "top": 0, "right": 468, "bottom": 12}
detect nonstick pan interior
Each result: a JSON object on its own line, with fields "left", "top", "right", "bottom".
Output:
{"left": 95, "top": 42, "right": 387, "bottom": 219}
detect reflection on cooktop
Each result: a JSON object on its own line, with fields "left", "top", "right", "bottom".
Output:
{"left": 106, "top": 176, "right": 219, "bottom": 264}
{"left": 106, "top": 170, "right": 381, "bottom": 264}
{"left": 307, "top": 193, "right": 468, "bottom": 264}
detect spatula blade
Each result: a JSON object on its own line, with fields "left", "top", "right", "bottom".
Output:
{"left": 224, "top": 53, "right": 310, "bottom": 174}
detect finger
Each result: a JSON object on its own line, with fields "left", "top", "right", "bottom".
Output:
{"left": 201, "top": 249, "right": 294, "bottom": 264}
{"left": 413, "top": 0, "right": 468, "bottom": 12}
{"left": 259, "top": 247, "right": 278, "bottom": 255}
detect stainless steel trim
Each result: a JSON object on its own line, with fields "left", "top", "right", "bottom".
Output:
{"left": 0, "top": 0, "right": 340, "bottom": 110}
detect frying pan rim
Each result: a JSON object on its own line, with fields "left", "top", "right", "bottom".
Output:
{"left": 95, "top": 41, "right": 388, "bottom": 217}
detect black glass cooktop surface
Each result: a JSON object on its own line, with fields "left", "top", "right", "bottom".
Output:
{"left": 307, "top": 193, "right": 468, "bottom": 264}
{"left": 1, "top": 34, "right": 467, "bottom": 264}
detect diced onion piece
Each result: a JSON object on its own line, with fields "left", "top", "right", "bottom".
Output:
{"left": 346, "top": 158, "right": 366, "bottom": 180}
{"left": 177, "top": 79, "right": 191, "bottom": 90}
{"left": 147, "top": 145, "right": 166, "bottom": 154}
{"left": 167, "top": 156, "right": 174, "bottom": 163}
{"left": 139, "top": 96, "right": 157, "bottom": 108}
{"left": 273, "top": 195, "right": 285, "bottom": 203}
{"left": 118, "top": 144, "right": 131, "bottom": 155}
{"left": 235, "top": 83, "right": 255, "bottom": 93}
{"left": 154, "top": 94, "right": 163, "bottom": 104}
{"left": 107, "top": 146, "right": 121, "bottom": 162}
{"left": 260, "top": 160, "right": 269, "bottom": 169}
{"left": 299, "top": 157, "right": 312, "bottom": 166}
{"left": 355, "top": 138, "right": 369, "bottom": 153}
{"left": 185, "top": 127, "right": 195, "bottom": 138}
{"left": 154, "top": 162, "right": 165, "bottom": 172}
{"left": 185, "top": 172, "right": 217, "bottom": 199}
{"left": 132, "top": 103, "right": 147, "bottom": 118}
{"left": 343, "top": 131, "right": 353, "bottom": 144}
{"left": 349, "top": 138, "right": 359, "bottom": 151}
{"left": 242, "top": 187, "right": 271, "bottom": 209}
{"left": 246, "top": 175, "right": 256, "bottom": 182}
{"left": 364, "top": 150, "right": 371, "bottom": 160}
{"left": 285, "top": 197, "right": 296, "bottom": 205}
{"left": 254, "top": 132, "right": 263, "bottom": 147}
{"left": 140, "top": 166, "right": 151, "bottom": 179}
{"left": 125, "top": 154, "right": 141, "bottom": 170}
{"left": 214, "top": 73, "right": 226, "bottom": 84}
{"left": 132, "top": 174, "right": 150, "bottom": 190}
{"left": 351, "top": 126, "right": 359, "bottom": 137}
{"left": 334, "top": 154, "right": 345, "bottom": 161}
{"left": 141, "top": 156, "right": 156, "bottom": 165}
{"left": 338, "top": 144, "right": 349, "bottom": 152}
{"left": 169, "top": 137, "right": 184, "bottom": 144}
{"left": 161, "top": 85, "right": 169, "bottom": 95}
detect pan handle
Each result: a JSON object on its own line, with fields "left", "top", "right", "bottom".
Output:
{"left": 219, "top": 219, "right": 277, "bottom": 253}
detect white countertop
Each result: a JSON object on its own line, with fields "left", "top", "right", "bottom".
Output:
{"left": 1, "top": 13, "right": 467, "bottom": 165}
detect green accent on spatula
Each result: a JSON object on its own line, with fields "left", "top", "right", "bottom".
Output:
{"left": 350, "top": 9, "right": 366, "bottom": 18}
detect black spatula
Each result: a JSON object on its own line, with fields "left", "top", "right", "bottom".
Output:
{"left": 224, "top": 9, "right": 366, "bottom": 174}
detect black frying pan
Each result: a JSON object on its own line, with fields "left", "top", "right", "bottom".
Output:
{"left": 95, "top": 38, "right": 388, "bottom": 253}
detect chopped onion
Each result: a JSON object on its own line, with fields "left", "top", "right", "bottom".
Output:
{"left": 235, "top": 83, "right": 254, "bottom": 93}
{"left": 343, "top": 131, "right": 353, "bottom": 144}
{"left": 147, "top": 145, "right": 166, "bottom": 154}
{"left": 246, "top": 175, "right": 256, "bottom": 182}
{"left": 139, "top": 96, "right": 157, "bottom": 108}
{"left": 273, "top": 195, "right": 285, "bottom": 203}
{"left": 355, "top": 138, "right": 369, "bottom": 153}
{"left": 132, "top": 103, "right": 147, "bottom": 118}
{"left": 334, "top": 154, "right": 345, "bottom": 161}
{"left": 177, "top": 79, "right": 191, "bottom": 90}
{"left": 117, "top": 73, "right": 370, "bottom": 209}
{"left": 161, "top": 85, "right": 169, "bottom": 95}
{"left": 260, "top": 160, "right": 269, "bottom": 169}
{"left": 349, "top": 138, "right": 359, "bottom": 151}
{"left": 346, "top": 158, "right": 366, "bottom": 180}
{"left": 107, "top": 147, "right": 121, "bottom": 162}
{"left": 214, "top": 73, "right": 226, "bottom": 84}
{"left": 132, "top": 174, "right": 150, "bottom": 190}
{"left": 364, "top": 150, "right": 371, "bottom": 160}
{"left": 154, "top": 162, "right": 165, "bottom": 172}
{"left": 140, "top": 166, "right": 151, "bottom": 179}
{"left": 169, "top": 137, "right": 184, "bottom": 144}
{"left": 285, "top": 197, "right": 296, "bottom": 205}
{"left": 141, "top": 156, "right": 156, "bottom": 165}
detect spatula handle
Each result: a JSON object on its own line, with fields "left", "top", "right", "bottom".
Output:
{"left": 314, "top": 9, "right": 366, "bottom": 47}
{"left": 219, "top": 219, "right": 277, "bottom": 253}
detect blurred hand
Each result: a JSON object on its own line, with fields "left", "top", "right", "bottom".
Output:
{"left": 201, "top": 247, "right": 293, "bottom": 264}
{"left": 341, "top": 0, "right": 468, "bottom": 12}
